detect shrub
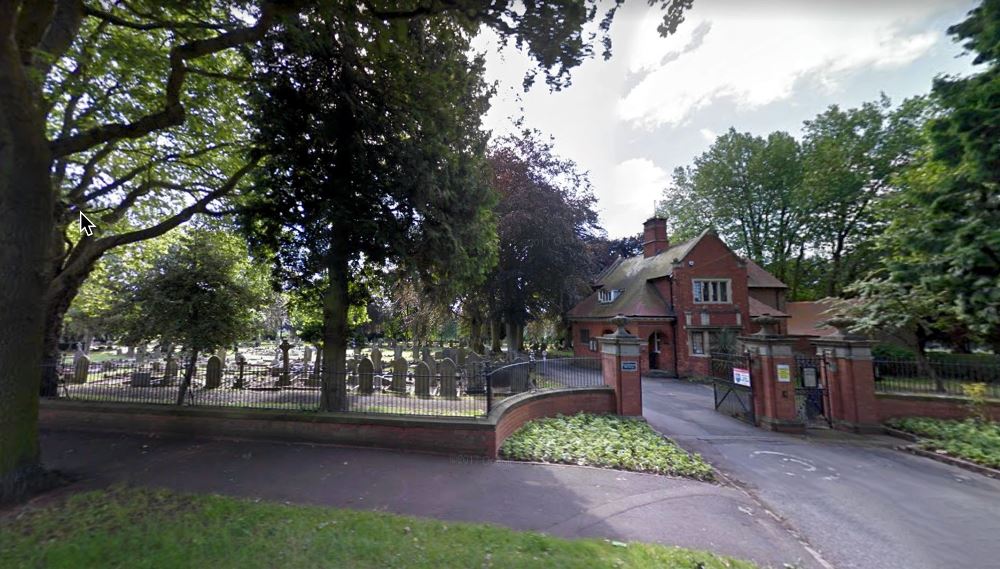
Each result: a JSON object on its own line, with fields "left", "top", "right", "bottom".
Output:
{"left": 500, "top": 413, "right": 714, "bottom": 480}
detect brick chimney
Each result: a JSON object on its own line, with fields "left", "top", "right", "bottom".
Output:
{"left": 642, "top": 217, "right": 669, "bottom": 258}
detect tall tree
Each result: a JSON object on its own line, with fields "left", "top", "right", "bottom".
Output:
{"left": 112, "top": 230, "right": 268, "bottom": 403}
{"left": 923, "top": 0, "right": 1000, "bottom": 345}
{"left": 851, "top": 0, "right": 1000, "bottom": 352}
{"left": 663, "top": 129, "right": 806, "bottom": 286}
{"left": 483, "top": 130, "right": 600, "bottom": 353}
{"left": 243, "top": 8, "right": 497, "bottom": 410}
{"left": 801, "top": 96, "right": 929, "bottom": 296}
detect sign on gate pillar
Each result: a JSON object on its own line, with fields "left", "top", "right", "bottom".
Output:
{"left": 740, "top": 319, "right": 804, "bottom": 433}
{"left": 597, "top": 314, "right": 643, "bottom": 416}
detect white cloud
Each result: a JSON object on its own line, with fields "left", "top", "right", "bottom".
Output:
{"left": 618, "top": 1, "right": 943, "bottom": 128}
{"left": 699, "top": 128, "right": 716, "bottom": 142}
{"left": 600, "top": 158, "right": 669, "bottom": 237}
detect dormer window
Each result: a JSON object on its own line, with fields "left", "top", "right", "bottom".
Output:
{"left": 598, "top": 288, "right": 623, "bottom": 304}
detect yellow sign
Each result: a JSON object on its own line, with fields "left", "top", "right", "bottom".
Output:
{"left": 777, "top": 364, "right": 791, "bottom": 383}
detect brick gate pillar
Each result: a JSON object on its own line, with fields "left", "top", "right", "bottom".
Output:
{"left": 812, "top": 318, "right": 880, "bottom": 433}
{"left": 598, "top": 314, "right": 643, "bottom": 416}
{"left": 740, "top": 317, "right": 804, "bottom": 433}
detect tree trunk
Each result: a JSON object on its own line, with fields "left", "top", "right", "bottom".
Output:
{"left": 176, "top": 348, "right": 199, "bottom": 405}
{"left": 39, "top": 266, "right": 94, "bottom": 396}
{"left": 321, "top": 244, "right": 349, "bottom": 412}
{"left": 0, "top": 39, "right": 56, "bottom": 502}
{"left": 489, "top": 318, "right": 503, "bottom": 354}
{"left": 505, "top": 321, "right": 525, "bottom": 359}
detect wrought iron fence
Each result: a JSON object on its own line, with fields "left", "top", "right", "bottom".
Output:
{"left": 49, "top": 354, "right": 604, "bottom": 418}
{"left": 873, "top": 356, "right": 1000, "bottom": 399}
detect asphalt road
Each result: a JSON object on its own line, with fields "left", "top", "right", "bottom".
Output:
{"left": 642, "top": 377, "right": 1000, "bottom": 569}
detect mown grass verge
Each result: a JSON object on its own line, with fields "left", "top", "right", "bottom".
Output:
{"left": 500, "top": 413, "right": 714, "bottom": 480}
{"left": 1, "top": 486, "right": 754, "bottom": 568}
{"left": 887, "top": 417, "right": 1000, "bottom": 469}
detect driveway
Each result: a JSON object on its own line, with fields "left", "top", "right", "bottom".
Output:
{"left": 642, "top": 377, "right": 1000, "bottom": 569}
{"left": 38, "top": 429, "right": 819, "bottom": 568}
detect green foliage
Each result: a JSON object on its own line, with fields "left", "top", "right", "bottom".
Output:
{"left": 888, "top": 417, "right": 1000, "bottom": 468}
{"left": 483, "top": 130, "right": 601, "bottom": 328}
{"left": 111, "top": 230, "right": 267, "bottom": 352}
{"left": 963, "top": 383, "right": 991, "bottom": 421}
{"left": 850, "top": 2, "right": 1000, "bottom": 350}
{"left": 664, "top": 96, "right": 928, "bottom": 301}
{"left": 243, "top": 5, "right": 498, "bottom": 314}
{"left": 500, "top": 413, "right": 714, "bottom": 480}
{"left": 0, "top": 486, "right": 755, "bottom": 569}
{"left": 919, "top": 0, "right": 1000, "bottom": 345}
{"left": 872, "top": 344, "right": 916, "bottom": 359}
{"left": 665, "top": 129, "right": 805, "bottom": 286}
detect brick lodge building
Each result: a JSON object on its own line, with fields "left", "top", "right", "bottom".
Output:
{"left": 568, "top": 217, "right": 790, "bottom": 377}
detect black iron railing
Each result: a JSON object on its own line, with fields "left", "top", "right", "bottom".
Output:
{"left": 873, "top": 356, "right": 1000, "bottom": 399}
{"left": 48, "top": 354, "right": 604, "bottom": 418}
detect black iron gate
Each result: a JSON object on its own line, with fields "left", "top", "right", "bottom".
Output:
{"left": 794, "top": 355, "right": 830, "bottom": 427}
{"left": 710, "top": 352, "right": 755, "bottom": 425}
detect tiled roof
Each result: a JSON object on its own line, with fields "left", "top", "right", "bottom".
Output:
{"left": 786, "top": 300, "right": 840, "bottom": 336}
{"left": 569, "top": 234, "right": 703, "bottom": 320}
{"left": 745, "top": 258, "right": 788, "bottom": 288}
{"left": 749, "top": 296, "right": 788, "bottom": 318}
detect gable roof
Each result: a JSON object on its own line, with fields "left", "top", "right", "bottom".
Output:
{"left": 568, "top": 232, "right": 708, "bottom": 320}
{"left": 745, "top": 258, "right": 788, "bottom": 289}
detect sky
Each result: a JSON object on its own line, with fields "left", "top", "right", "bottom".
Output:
{"left": 472, "top": 0, "right": 980, "bottom": 238}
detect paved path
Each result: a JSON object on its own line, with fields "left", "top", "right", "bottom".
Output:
{"left": 642, "top": 378, "right": 1000, "bottom": 569}
{"left": 38, "top": 429, "right": 817, "bottom": 568}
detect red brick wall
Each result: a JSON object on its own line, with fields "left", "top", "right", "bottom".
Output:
{"left": 571, "top": 321, "right": 675, "bottom": 375}
{"left": 493, "top": 389, "right": 617, "bottom": 454}
{"left": 670, "top": 233, "right": 750, "bottom": 377}
{"left": 41, "top": 388, "right": 617, "bottom": 460}
{"left": 877, "top": 394, "right": 1000, "bottom": 422}
{"left": 571, "top": 322, "right": 615, "bottom": 357}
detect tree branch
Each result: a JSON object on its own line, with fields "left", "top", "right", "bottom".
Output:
{"left": 83, "top": 3, "right": 230, "bottom": 31}
{"left": 52, "top": 155, "right": 261, "bottom": 296}
{"left": 97, "top": 155, "right": 260, "bottom": 251}
{"left": 49, "top": 1, "right": 281, "bottom": 158}
{"left": 33, "top": 0, "right": 85, "bottom": 80}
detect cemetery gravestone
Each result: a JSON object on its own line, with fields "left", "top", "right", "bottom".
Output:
{"left": 439, "top": 358, "right": 458, "bottom": 399}
{"left": 73, "top": 355, "right": 90, "bottom": 384}
{"left": 370, "top": 347, "right": 382, "bottom": 373}
{"left": 358, "top": 358, "right": 375, "bottom": 395}
{"left": 414, "top": 360, "right": 431, "bottom": 398}
{"left": 391, "top": 357, "right": 408, "bottom": 394}
{"left": 205, "top": 355, "right": 222, "bottom": 389}
{"left": 164, "top": 357, "right": 179, "bottom": 386}
{"left": 277, "top": 340, "right": 292, "bottom": 386}
{"left": 511, "top": 357, "right": 530, "bottom": 393}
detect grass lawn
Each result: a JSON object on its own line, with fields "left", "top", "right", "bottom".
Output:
{"left": 500, "top": 413, "right": 714, "bottom": 481}
{"left": 1, "top": 487, "right": 754, "bottom": 569}
{"left": 887, "top": 417, "right": 1000, "bottom": 469}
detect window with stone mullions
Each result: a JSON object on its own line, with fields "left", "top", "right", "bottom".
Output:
{"left": 693, "top": 279, "right": 729, "bottom": 303}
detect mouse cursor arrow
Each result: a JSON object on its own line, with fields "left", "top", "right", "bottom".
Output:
{"left": 79, "top": 212, "right": 97, "bottom": 237}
